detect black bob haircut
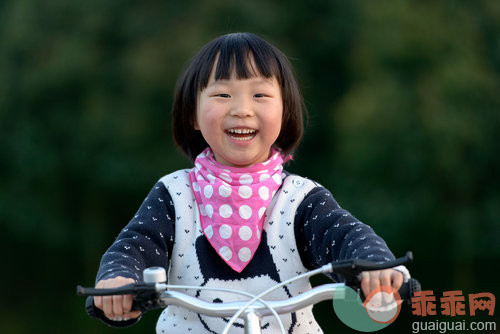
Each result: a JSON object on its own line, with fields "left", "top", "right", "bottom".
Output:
{"left": 172, "top": 32, "right": 306, "bottom": 162}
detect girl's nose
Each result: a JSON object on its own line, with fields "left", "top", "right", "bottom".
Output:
{"left": 229, "top": 97, "right": 255, "bottom": 117}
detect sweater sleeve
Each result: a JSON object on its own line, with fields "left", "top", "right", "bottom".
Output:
{"left": 294, "top": 186, "right": 395, "bottom": 282}
{"left": 86, "top": 181, "right": 176, "bottom": 327}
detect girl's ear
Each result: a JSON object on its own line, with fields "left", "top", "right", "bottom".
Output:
{"left": 193, "top": 117, "right": 200, "bottom": 130}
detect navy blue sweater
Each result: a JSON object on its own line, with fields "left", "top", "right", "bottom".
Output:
{"left": 87, "top": 175, "right": 395, "bottom": 327}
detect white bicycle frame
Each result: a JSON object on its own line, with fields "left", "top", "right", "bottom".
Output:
{"left": 156, "top": 282, "right": 345, "bottom": 334}
{"left": 142, "top": 264, "right": 344, "bottom": 334}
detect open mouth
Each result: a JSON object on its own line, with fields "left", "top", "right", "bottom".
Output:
{"left": 226, "top": 128, "right": 258, "bottom": 141}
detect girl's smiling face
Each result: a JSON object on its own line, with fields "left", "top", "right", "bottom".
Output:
{"left": 195, "top": 61, "right": 283, "bottom": 168}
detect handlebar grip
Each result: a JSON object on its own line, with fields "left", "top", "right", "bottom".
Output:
{"left": 398, "top": 278, "right": 421, "bottom": 303}
{"left": 329, "top": 251, "right": 414, "bottom": 279}
{"left": 76, "top": 284, "right": 137, "bottom": 296}
{"left": 77, "top": 283, "right": 165, "bottom": 313}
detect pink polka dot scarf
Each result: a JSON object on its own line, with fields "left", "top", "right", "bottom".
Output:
{"left": 189, "top": 147, "right": 286, "bottom": 272}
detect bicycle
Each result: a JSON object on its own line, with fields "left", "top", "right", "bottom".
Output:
{"left": 78, "top": 251, "right": 420, "bottom": 334}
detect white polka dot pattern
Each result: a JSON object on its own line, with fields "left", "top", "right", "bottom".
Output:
{"left": 258, "top": 207, "right": 266, "bottom": 219}
{"left": 238, "top": 186, "right": 252, "bottom": 199}
{"left": 219, "top": 173, "right": 232, "bottom": 183}
{"left": 259, "top": 186, "right": 269, "bottom": 200}
{"left": 219, "top": 224, "right": 232, "bottom": 239}
{"left": 219, "top": 246, "right": 232, "bottom": 260}
{"left": 188, "top": 147, "right": 285, "bottom": 272}
{"left": 203, "top": 185, "right": 213, "bottom": 198}
{"left": 238, "top": 226, "right": 252, "bottom": 241}
{"left": 219, "top": 204, "right": 233, "bottom": 218}
{"left": 204, "top": 225, "right": 213, "bottom": 238}
{"left": 219, "top": 184, "right": 231, "bottom": 197}
{"left": 238, "top": 247, "right": 252, "bottom": 262}
{"left": 239, "top": 205, "right": 252, "bottom": 220}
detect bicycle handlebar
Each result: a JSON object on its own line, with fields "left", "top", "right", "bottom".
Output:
{"left": 77, "top": 283, "right": 157, "bottom": 297}
{"left": 77, "top": 252, "right": 420, "bottom": 316}
{"left": 324, "top": 251, "right": 413, "bottom": 280}
{"left": 157, "top": 279, "right": 421, "bottom": 316}
{"left": 78, "top": 278, "right": 420, "bottom": 316}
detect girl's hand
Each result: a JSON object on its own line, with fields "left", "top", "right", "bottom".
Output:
{"left": 360, "top": 269, "right": 403, "bottom": 299}
{"left": 94, "top": 276, "right": 142, "bottom": 321}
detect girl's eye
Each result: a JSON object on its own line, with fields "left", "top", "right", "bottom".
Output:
{"left": 254, "top": 93, "right": 267, "bottom": 98}
{"left": 216, "top": 93, "right": 231, "bottom": 98}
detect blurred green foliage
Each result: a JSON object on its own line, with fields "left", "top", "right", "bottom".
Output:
{"left": 1, "top": 0, "right": 499, "bottom": 333}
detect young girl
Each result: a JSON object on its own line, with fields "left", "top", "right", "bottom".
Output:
{"left": 87, "top": 32, "right": 409, "bottom": 333}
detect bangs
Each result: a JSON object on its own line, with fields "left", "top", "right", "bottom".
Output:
{"left": 197, "top": 33, "right": 282, "bottom": 90}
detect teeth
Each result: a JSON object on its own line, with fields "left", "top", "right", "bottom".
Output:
{"left": 232, "top": 136, "right": 254, "bottom": 141}
{"left": 228, "top": 128, "right": 256, "bottom": 134}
